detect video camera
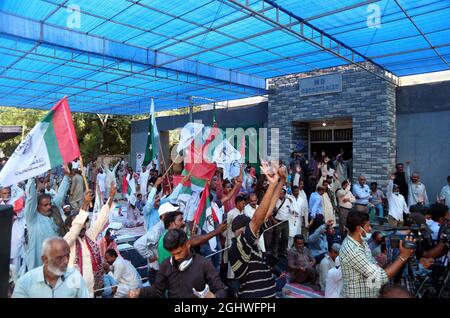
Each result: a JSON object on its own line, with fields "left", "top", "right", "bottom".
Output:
{"left": 440, "top": 221, "right": 450, "bottom": 245}
{"left": 385, "top": 223, "right": 430, "bottom": 250}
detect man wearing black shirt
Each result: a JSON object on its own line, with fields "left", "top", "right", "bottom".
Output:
{"left": 394, "top": 162, "right": 409, "bottom": 202}
{"left": 129, "top": 229, "right": 227, "bottom": 298}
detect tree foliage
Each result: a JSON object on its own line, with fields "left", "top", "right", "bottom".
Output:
{"left": 0, "top": 106, "right": 131, "bottom": 160}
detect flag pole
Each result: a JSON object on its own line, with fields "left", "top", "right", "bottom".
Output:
{"left": 158, "top": 141, "right": 172, "bottom": 193}
{"left": 78, "top": 155, "right": 90, "bottom": 191}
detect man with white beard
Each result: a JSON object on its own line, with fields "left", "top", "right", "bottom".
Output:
{"left": 12, "top": 237, "right": 89, "bottom": 298}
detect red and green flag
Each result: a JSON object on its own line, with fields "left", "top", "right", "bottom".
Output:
{"left": 0, "top": 97, "right": 80, "bottom": 186}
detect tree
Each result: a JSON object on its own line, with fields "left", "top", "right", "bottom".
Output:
{"left": 0, "top": 107, "right": 131, "bottom": 159}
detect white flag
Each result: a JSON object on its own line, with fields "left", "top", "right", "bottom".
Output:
{"left": 176, "top": 122, "right": 205, "bottom": 154}
{"left": 212, "top": 139, "right": 241, "bottom": 180}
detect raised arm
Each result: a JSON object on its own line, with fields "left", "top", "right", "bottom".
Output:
{"left": 64, "top": 209, "right": 89, "bottom": 247}
{"left": 160, "top": 175, "right": 186, "bottom": 205}
{"left": 249, "top": 161, "right": 281, "bottom": 235}
{"left": 387, "top": 174, "right": 395, "bottom": 197}
{"left": 423, "top": 187, "right": 429, "bottom": 205}
{"left": 221, "top": 176, "right": 242, "bottom": 205}
{"left": 189, "top": 222, "right": 227, "bottom": 248}
{"left": 64, "top": 192, "right": 92, "bottom": 246}
{"left": 264, "top": 167, "right": 286, "bottom": 222}
{"left": 405, "top": 161, "right": 411, "bottom": 184}
{"left": 112, "top": 161, "right": 121, "bottom": 174}
{"left": 86, "top": 184, "right": 115, "bottom": 240}
{"left": 24, "top": 178, "right": 38, "bottom": 225}
{"left": 53, "top": 165, "right": 71, "bottom": 207}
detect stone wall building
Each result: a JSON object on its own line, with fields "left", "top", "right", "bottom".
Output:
{"left": 267, "top": 64, "right": 397, "bottom": 189}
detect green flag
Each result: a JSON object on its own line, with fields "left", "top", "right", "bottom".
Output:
{"left": 143, "top": 98, "right": 160, "bottom": 169}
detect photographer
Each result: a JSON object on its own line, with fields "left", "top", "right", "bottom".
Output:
{"left": 340, "top": 210, "right": 415, "bottom": 298}
{"left": 422, "top": 209, "right": 449, "bottom": 263}
{"left": 425, "top": 203, "right": 448, "bottom": 242}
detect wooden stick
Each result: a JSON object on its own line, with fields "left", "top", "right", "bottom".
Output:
{"left": 78, "top": 155, "right": 93, "bottom": 208}
{"left": 159, "top": 154, "right": 180, "bottom": 181}
{"left": 78, "top": 155, "right": 90, "bottom": 191}
{"left": 158, "top": 141, "right": 172, "bottom": 193}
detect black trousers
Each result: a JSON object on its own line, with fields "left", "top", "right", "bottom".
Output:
{"left": 272, "top": 220, "right": 289, "bottom": 257}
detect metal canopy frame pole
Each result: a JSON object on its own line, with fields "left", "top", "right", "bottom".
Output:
{"left": 393, "top": 0, "right": 449, "bottom": 67}
{"left": 225, "top": 0, "right": 398, "bottom": 85}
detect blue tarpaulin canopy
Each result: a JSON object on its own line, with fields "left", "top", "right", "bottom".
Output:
{"left": 0, "top": 0, "right": 448, "bottom": 114}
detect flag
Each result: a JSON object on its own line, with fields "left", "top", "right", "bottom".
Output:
{"left": 180, "top": 169, "right": 206, "bottom": 193}
{"left": 239, "top": 133, "right": 246, "bottom": 163}
{"left": 143, "top": 99, "right": 160, "bottom": 171}
{"left": 212, "top": 139, "right": 241, "bottom": 181}
{"left": 184, "top": 124, "right": 219, "bottom": 182}
{"left": 92, "top": 184, "right": 103, "bottom": 224}
{"left": 177, "top": 122, "right": 204, "bottom": 154}
{"left": 193, "top": 184, "right": 219, "bottom": 251}
{"left": 0, "top": 97, "right": 80, "bottom": 186}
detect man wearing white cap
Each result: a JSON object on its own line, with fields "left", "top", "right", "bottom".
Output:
{"left": 133, "top": 202, "right": 178, "bottom": 282}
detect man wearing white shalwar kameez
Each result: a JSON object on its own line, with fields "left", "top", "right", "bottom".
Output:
{"left": 289, "top": 184, "right": 309, "bottom": 246}
{"left": 138, "top": 165, "right": 151, "bottom": 200}
{"left": 96, "top": 169, "right": 107, "bottom": 200}
{"left": 103, "top": 161, "right": 120, "bottom": 197}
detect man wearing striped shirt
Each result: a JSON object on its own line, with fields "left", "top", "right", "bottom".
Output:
{"left": 229, "top": 162, "right": 286, "bottom": 298}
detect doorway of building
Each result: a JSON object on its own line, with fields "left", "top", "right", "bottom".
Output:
{"left": 310, "top": 142, "right": 352, "bottom": 161}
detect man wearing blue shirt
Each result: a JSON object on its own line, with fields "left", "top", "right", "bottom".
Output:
{"left": 352, "top": 175, "right": 370, "bottom": 213}
{"left": 24, "top": 166, "right": 71, "bottom": 271}
{"left": 12, "top": 237, "right": 89, "bottom": 298}
{"left": 309, "top": 186, "right": 325, "bottom": 220}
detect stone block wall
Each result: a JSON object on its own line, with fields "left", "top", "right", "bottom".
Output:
{"left": 267, "top": 64, "right": 397, "bottom": 188}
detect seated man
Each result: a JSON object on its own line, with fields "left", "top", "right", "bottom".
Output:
{"left": 12, "top": 237, "right": 89, "bottom": 298}
{"left": 105, "top": 249, "right": 142, "bottom": 298}
{"left": 129, "top": 229, "right": 227, "bottom": 298}
{"left": 287, "top": 234, "right": 317, "bottom": 285}
{"left": 319, "top": 243, "right": 341, "bottom": 291}
{"left": 308, "top": 218, "right": 335, "bottom": 264}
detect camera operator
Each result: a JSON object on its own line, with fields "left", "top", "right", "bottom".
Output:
{"left": 425, "top": 203, "right": 448, "bottom": 242}
{"left": 340, "top": 210, "right": 416, "bottom": 298}
{"left": 422, "top": 206, "right": 449, "bottom": 263}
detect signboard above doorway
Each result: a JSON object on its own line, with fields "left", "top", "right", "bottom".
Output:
{"left": 299, "top": 73, "right": 342, "bottom": 97}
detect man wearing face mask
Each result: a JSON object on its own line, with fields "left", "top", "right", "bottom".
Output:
{"left": 129, "top": 229, "right": 227, "bottom": 298}
{"left": 387, "top": 173, "right": 410, "bottom": 227}
{"left": 340, "top": 210, "right": 416, "bottom": 298}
